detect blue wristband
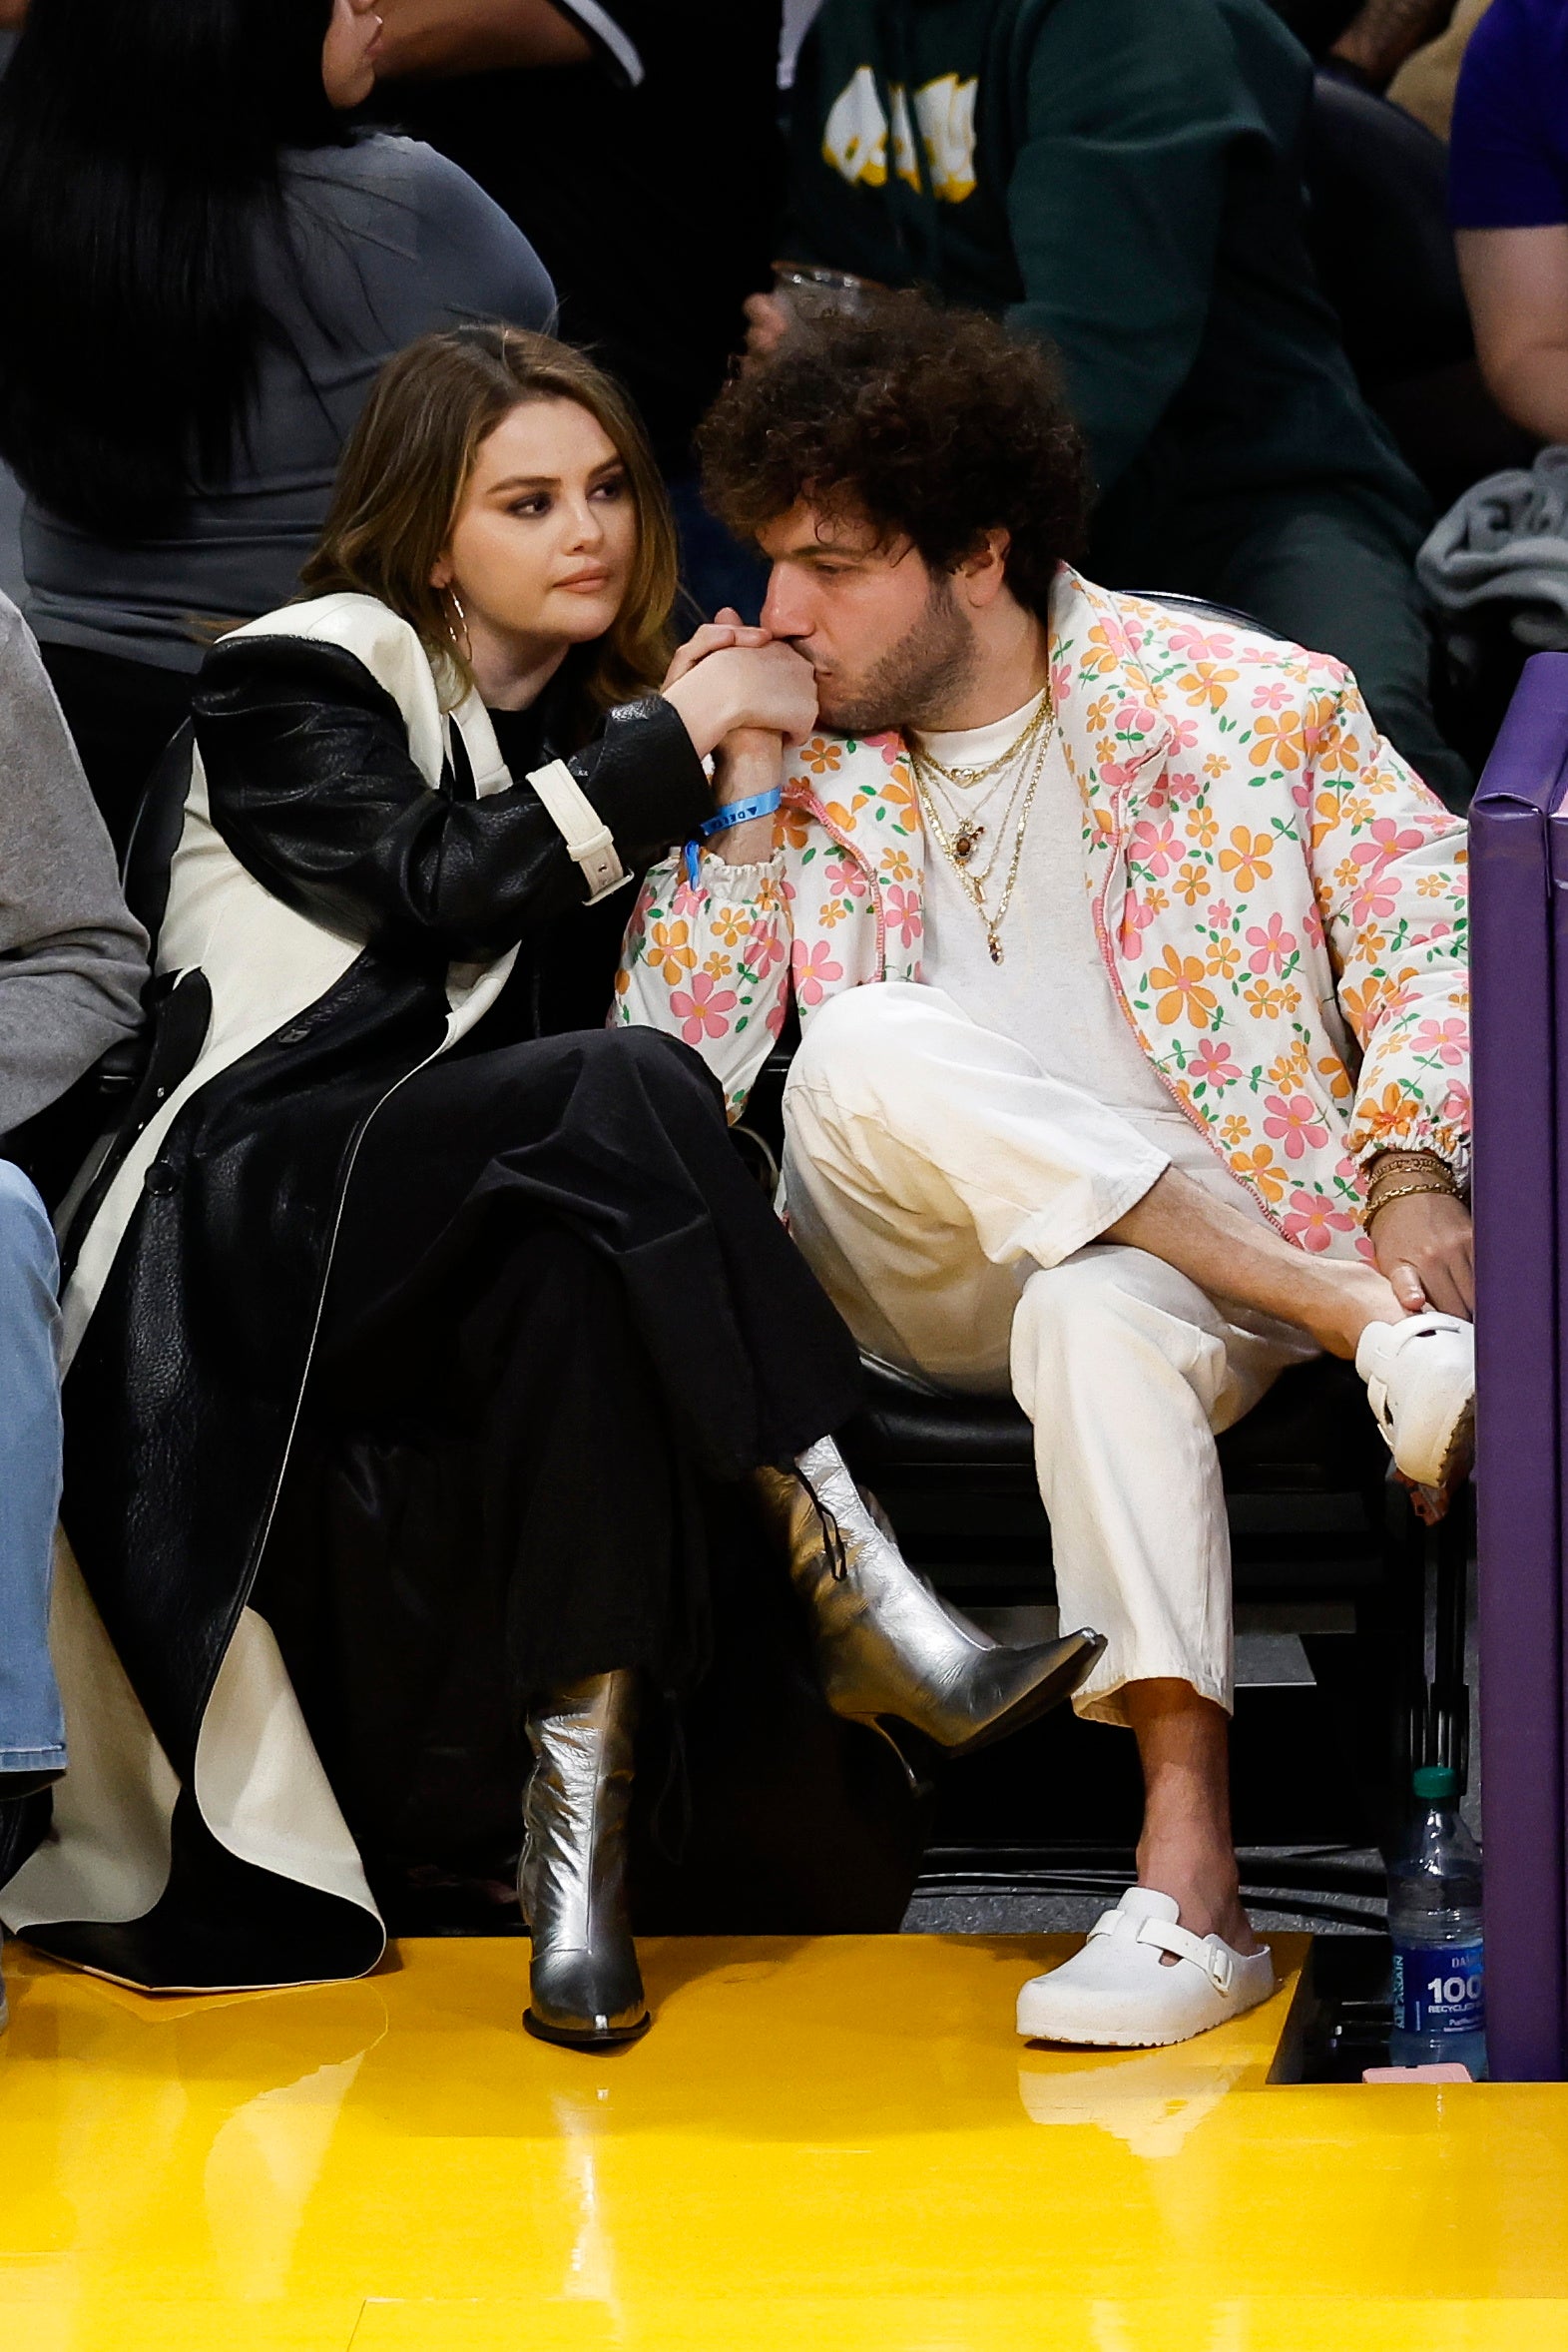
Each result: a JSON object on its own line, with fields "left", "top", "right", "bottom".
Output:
{"left": 684, "top": 787, "right": 783, "bottom": 886}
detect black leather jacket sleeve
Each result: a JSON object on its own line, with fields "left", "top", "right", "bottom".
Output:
{"left": 192, "top": 635, "right": 714, "bottom": 964}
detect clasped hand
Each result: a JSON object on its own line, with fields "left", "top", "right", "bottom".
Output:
{"left": 660, "top": 608, "right": 817, "bottom": 807}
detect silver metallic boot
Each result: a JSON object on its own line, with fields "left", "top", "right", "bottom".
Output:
{"left": 758, "top": 1439, "right": 1105, "bottom": 1765}
{"left": 519, "top": 1671, "right": 650, "bottom": 2051}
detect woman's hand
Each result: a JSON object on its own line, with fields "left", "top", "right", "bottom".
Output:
{"left": 662, "top": 639, "right": 817, "bottom": 761}
{"left": 663, "top": 611, "right": 773, "bottom": 690}
{"left": 743, "top": 293, "right": 790, "bottom": 366}
{"left": 1369, "top": 1187, "right": 1474, "bottom": 1320}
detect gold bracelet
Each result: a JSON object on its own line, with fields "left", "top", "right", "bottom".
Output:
{"left": 1361, "top": 1180, "right": 1459, "bottom": 1228}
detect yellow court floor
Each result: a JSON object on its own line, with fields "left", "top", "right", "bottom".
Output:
{"left": 2, "top": 1932, "right": 1568, "bottom": 2350}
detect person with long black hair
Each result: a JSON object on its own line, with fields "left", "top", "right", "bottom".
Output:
{"left": 0, "top": 0, "right": 553, "bottom": 850}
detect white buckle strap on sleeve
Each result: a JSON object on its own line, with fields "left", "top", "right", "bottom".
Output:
{"left": 527, "top": 758, "right": 630, "bottom": 905}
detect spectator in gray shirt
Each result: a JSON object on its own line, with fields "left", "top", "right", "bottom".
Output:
{"left": 0, "top": 0, "right": 554, "bottom": 851}
{"left": 0, "top": 589, "right": 146, "bottom": 2031}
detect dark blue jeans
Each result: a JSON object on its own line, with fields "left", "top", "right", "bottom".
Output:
{"left": 0, "top": 1161, "right": 65, "bottom": 1780}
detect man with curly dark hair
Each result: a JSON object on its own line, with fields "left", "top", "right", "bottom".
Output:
{"left": 749, "top": 0, "right": 1468, "bottom": 810}
{"left": 620, "top": 299, "right": 1476, "bottom": 2050}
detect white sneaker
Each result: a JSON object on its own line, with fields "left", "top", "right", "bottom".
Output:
{"left": 1015, "top": 1888, "right": 1276, "bottom": 2049}
{"left": 1355, "top": 1311, "right": 1475, "bottom": 1489}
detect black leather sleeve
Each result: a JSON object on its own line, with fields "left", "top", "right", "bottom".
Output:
{"left": 192, "top": 636, "right": 714, "bottom": 964}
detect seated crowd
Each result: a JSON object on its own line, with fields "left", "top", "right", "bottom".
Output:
{"left": 0, "top": 0, "right": 1488, "bottom": 2055}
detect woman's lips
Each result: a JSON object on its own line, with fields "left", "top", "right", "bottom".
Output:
{"left": 557, "top": 571, "right": 612, "bottom": 592}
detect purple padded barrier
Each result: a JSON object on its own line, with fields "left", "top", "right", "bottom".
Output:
{"left": 1472, "top": 650, "right": 1568, "bottom": 2080}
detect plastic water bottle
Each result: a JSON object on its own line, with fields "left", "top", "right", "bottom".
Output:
{"left": 1387, "top": 1763, "right": 1487, "bottom": 2078}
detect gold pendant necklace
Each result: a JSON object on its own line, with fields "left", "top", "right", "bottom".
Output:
{"left": 911, "top": 692, "right": 1055, "bottom": 963}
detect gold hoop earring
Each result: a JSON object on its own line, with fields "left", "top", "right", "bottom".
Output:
{"left": 446, "top": 585, "right": 470, "bottom": 660}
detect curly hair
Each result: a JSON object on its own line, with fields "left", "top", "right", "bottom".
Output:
{"left": 698, "top": 294, "right": 1088, "bottom": 621}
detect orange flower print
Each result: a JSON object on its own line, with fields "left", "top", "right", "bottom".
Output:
{"left": 1243, "top": 976, "right": 1290, "bottom": 1019}
{"left": 1416, "top": 872, "right": 1447, "bottom": 899}
{"left": 649, "top": 918, "right": 696, "bottom": 985}
{"left": 781, "top": 804, "right": 811, "bottom": 852}
{"left": 879, "top": 847, "right": 915, "bottom": 884}
{"left": 1230, "top": 1143, "right": 1288, "bottom": 1205}
{"left": 1248, "top": 711, "right": 1307, "bottom": 771}
{"left": 1202, "top": 752, "right": 1229, "bottom": 780}
{"left": 1219, "top": 827, "right": 1275, "bottom": 890}
{"left": 1268, "top": 1042, "right": 1310, "bottom": 1087}
{"left": 702, "top": 951, "right": 733, "bottom": 979}
{"left": 1150, "top": 946, "right": 1218, "bottom": 1027}
{"left": 711, "top": 905, "right": 752, "bottom": 947}
{"left": 1085, "top": 693, "right": 1116, "bottom": 732}
{"left": 1220, "top": 1113, "right": 1250, "bottom": 1149}
{"left": 1316, "top": 1053, "right": 1353, "bottom": 1102}
{"left": 1206, "top": 936, "right": 1241, "bottom": 979}
{"left": 1178, "top": 663, "right": 1240, "bottom": 712}
{"left": 1187, "top": 807, "right": 1220, "bottom": 851}
{"left": 1175, "top": 860, "right": 1210, "bottom": 906}
{"left": 818, "top": 897, "right": 848, "bottom": 928}
{"left": 800, "top": 738, "right": 842, "bottom": 776}
{"left": 1361, "top": 1081, "right": 1416, "bottom": 1142}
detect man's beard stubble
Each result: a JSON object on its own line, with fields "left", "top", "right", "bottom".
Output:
{"left": 813, "top": 572, "right": 977, "bottom": 738}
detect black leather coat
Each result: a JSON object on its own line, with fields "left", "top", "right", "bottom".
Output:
{"left": 61, "top": 638, "right": 713, "bottom": 1820}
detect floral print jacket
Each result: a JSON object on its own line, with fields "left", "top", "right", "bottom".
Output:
{"left": 616, "top": 568, "right": 1469, "bottom": 1256}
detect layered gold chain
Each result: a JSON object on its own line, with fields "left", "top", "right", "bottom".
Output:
{"left": 908, "top": 688, "right": 1055, "bottom": 965}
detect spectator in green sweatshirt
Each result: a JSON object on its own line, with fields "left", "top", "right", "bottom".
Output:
{"left": 754, "top": 0, "right": 1469, "bottom": 805}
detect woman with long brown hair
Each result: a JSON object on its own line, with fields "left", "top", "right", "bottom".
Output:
{"left": 2, "top": 326, "right": 1095, "bottom": 2047}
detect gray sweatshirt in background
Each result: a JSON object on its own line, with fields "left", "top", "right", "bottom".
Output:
{"left": 0, "top": 593, "right": 148, "bottom": 1136}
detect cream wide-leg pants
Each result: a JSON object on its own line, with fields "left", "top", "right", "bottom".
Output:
{"left": 781, "top": 984, "right": 1317, "bottom": 1725}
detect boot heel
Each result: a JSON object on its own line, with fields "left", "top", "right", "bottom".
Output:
{"left": 519, "top": 1670, "right": 650, "bottom": 2051}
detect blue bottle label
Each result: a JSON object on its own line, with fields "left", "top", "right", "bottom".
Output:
{"left": 1391, "top": 1939, "right": 1484, "bottom": 2038}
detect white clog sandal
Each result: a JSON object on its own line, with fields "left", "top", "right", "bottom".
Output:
{"left": 1354, "top": 1311, "right": 1475, "bottom": 1489}
{"left": 1015, "top": 1888, "right": 1276, "bottom": 2050}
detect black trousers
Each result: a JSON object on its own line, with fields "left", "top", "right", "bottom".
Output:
{"left": 258, "top": 1024, "right": 866, "bottom": 1914}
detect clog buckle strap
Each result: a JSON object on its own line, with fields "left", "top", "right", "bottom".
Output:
{"left": 1086, "top": 1904, "right": 1235, "bottom": 1992}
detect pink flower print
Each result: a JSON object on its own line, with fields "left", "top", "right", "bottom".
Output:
{"left": 1120, "top": 701, "right": 1160, "bottom": 737}
{"left": 1264, "top": 1092, "right": 1330, "bottom": 1162}
{"left": 1348, "top": 817, "right": 1425, "bottom": 923}
{"left": 1167, "top": 768, "right": 1200, "bottom": 804}
{"left": 1252, "top": 680, "right": 1292, "bottom": 712}
{"left": 1118, "top": 893, "right": 1158, "bottom": 956}
{"left": 791, "top": 937, "right": 845, "bottom": 1006}
{"left": 869, "top": 733, "right": 905, "bottom": 768}
{"left": 1098, "top": 757, "right": 1144, "bottom": 793}
{"left": 1129, "top": 816, "right": 1181, "bottom": 878}
{"left": 746, "top": 926, "right": 784, "bottom": 980}
{"left": 669, "top": 970, "right": 738, "bottom": 1044}
{"left": 826, "top": 856, "right": 869, "bottom": 899}
{"left": 1210, "top": 898, "right": 1234, "bottom": 929}
{"left": 1301, "top": 900, "right": 1324, "bottom": 950}
{"left": 1442, "top": 1079, "right": 1472, "bottom": 1126}
{"left": 1169, "top": 624, "right": 1236, "bottom": 661}
{"left": 1246, "top": 912, "right": 1298, "bottom": 976}
{"left": 1170, "top": 716, "right": 1200, "bottom": 752}
{"left": 1283, "top": 1188, "right": 1356, "bottom": 1253}
{"left": 1190, "top": 1037, "right": 1242, "bottom": 1091}
{"left": 1413, "top": 1017, "right": 1468, "bottom": 1067}
{"left": 883, "top": 883, "right": 923, "bottom": 948}
{"left": 1051, "top": 658, "right": 1073, "bottom": 706}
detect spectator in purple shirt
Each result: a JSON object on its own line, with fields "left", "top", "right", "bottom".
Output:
{"left": 1452, "top": 0, "right": 1568, "bottom": 439}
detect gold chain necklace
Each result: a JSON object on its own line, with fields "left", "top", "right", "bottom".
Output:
{"left": 914, "top": 750, "right": 1034, "bottom": 882}
{"left": 910, "top": 697, "right": 1055, "bottom": 963}
{"left": 912, "top": 688, "right": 1052, "bottom": 795}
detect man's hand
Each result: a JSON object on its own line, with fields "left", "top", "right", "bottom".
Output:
{"left": 1330, "top": 0, "right": 1459, "bottom": 88}
{"left": 1369, "top": 1187, "right": 1474, "bottom": 1320}
{"left": 374, "top": 0, "right": 591, "bottom": 80}
{"left": 743, "top": 293, "right": 790, "bottom": 367}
